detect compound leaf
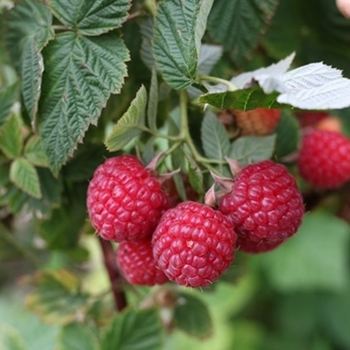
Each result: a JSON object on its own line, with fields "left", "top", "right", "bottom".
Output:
{"left": 38, "top": 31, "right": 129, "bottom": 174}
{"left": 0, "top": 82, "right": 20, "bottom": 127}
{"left": 49, "top": 0, "right": 131, "bottom": 35}
{"left": 153, "top": 0, "right": 214, "bottom": 90}
{"left": 207, "top": 0, "right": 278, "bottom": 64}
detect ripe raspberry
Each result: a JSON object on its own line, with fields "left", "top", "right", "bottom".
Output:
{"left": 298, "top": 130, "right": 350, "bottom": 189}
{"left": 116, "top": 238, "right": 168, "bottom": 286}
{"left": 87, "top": 155, "right": 170, "bottom": 242}
{"left": 219, "top": 160, "right": 304, "bottom": 253}
{"left": 152, "top": 201, "right": 237, "bottom": 287}
{"left": 296, "top": 111, "right": 328, "bottom": 128}
{"left": 316, "top": 116, "right": 342, "bottom": 133}
{"left": 233, "top": 108, "right": 281, "bottom": 136}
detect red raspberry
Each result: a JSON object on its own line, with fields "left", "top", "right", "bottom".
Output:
{"left": 116, "top": 238, "right": 168, "bottom": 286}
{"left": 219, "top": 160, "right": 304, "bottom": 253}
{"left": 87, "top": 155, "right": 170, "bottom": 242}
{"left": 297, "top": 130, "right": 350, "bottom": 189}
{"left": 233, "top": 108, "right": 281, "bottom": 136}
{"left": 152, "top": 201, "right": 237, "bottom": 288}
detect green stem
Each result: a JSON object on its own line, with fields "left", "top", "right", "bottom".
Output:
{"left": 199, "top": 75, "right": 237, "bottom": 91}
{"left": 178, "top": 90, "right": 226, "bottom": 170}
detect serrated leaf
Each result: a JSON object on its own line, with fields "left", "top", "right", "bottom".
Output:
{"left": 105, "top": 85, "right": 147, "bottom": 151}
{"left": 24, "top": 269, "right": 90, "bottom": 326}
{"left": 173, "top": 292, "right": 212, "bottom": 339}
{"left": 24, "top": 135, "right": 49, "bottom": 167}
{"left": 274, "top": 110, "right": 300, "bottom": 158}
{"left": 9, "top": 158, "right": 42, "bottom": 199}
{"left": 207, "top": 0, "right": 278, "bottom": 64}
{"left": 201, "top": 111, "right": 230, "bottom": 160}
{"left": 0, "top": 114, "right": 23, "bottom": 159}
{"left": 147, "top": 67, "right": 158, "bottom": 132}
{"left": 139, "top": 14, "right": 155, "bottom": 69}
{"left": 255, "top": 211, "right": 350, "bottom": 292}
{"left": 229, "top": 135, "right": 276, "bottom": 165}
{"left": 49, "top": 0, "right": 131, "bottom": 36}
{"left": 199, "top": 86, "right": 284, "bottom": 110}
{"left": 0, "top": 82, "right": 20, "bottom": 127}
{"left": 4, "top": 0, "right": 53, "bottom": 72}
{"left": 21, "top": 38, "right": 44, "bottom": 119}
{"left": 153, "top": 0, "right": 214, "bottom": 90}
{"left": 39, "top": 31, "right": 129, "bottom": 174}
{"left": 0, "top": 322, "right": 26, "bottom": 350}
{"left": 4, "top": 0, "right": 53, "bottom": 120}
{"left": 57, "top": 323, "right": 99, "bottom": 350}
{"left": 271, "top": 63, "right": 350, "bottom": 109}
{"left": 101, "top": 308, "right": 163, "bottom": 350}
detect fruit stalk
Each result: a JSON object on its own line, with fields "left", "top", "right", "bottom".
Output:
{"left": 98, "top": 237, "right": 127, "bottom": 311}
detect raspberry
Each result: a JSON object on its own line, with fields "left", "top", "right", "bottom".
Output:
{"left": 87, "top": 155, "right": 170, "bottom": 242}
{"left": 219, "top": 160, "right": 304, "bottom": 253}
{"left": 116, "top": 238, "right": 168, "bottom": 286}
{"left": 233, "top": 108, "right": 281, "bottom": 136}
{"left": 297, "top": 130, "right": 350, "bottom": 189}
{"left": 152, "top": 201, "right": 237, "bottom": 287}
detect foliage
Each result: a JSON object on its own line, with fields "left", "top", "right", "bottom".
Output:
{"left": 1, "top": 0, "right": 350, "bottom": 349}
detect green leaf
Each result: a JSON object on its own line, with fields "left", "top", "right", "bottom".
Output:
{"left": 4, "top": 0, "right": 53, "bottom": 71}
{"left": 139, "top": 15, "right": 155, "bottom": 69}
{"left": 24, "top": 269, "right": 90, "bottom": 326}
{"left": 147, "top": 67, "right": 158, "bottom": 132}
{"left": 10, "top": 158, "right": 42, "bottom": 199}
{"left": 57, "top": 323, "right": 99, "bottom": 350}
{"left": 105, "top": 85, "right": 147, "bottom": 151}
{"left": 0, "top": 114, "right": 23, "bottom": 159}
{"left": 0, "top": 322, "right": 26, "bottom": 350}
{"left": 101, "top": 308, "right": 163, "bottom": 350}
{"left": 229, "top": 135, "right": 276, "bottom": 166}
{"left": 274, "top": 110, "right": 300, "bottom": 159}
{"left": 49, "top": 0, "right": 131, "bottom": 36}
{"left": 4, "top": 0, "right": 54, "bottom": 120}
{"left": 153, "top": 0, "right": 214, "bottom": 90}
{"left": 201, "top": 111, "right": 230, "bottom": 160}
{"left": 39, "top": 31, "right": 129, "bottom": 174}
{"left": 255, "top": 211, "right": 350, "bottom": 292}
{"left": 207, "top": 0, "right": 278, "bottom": 64}
{"left": 24, "top": 135, "right": 49, "bottom": 167}
{"left": 0, "top": 82, "right": 20, "bottom": 128}
{"left": 199, "top": 86, "right": 285, "bottom": 111}
{"left": 173, "top": 291, "right": 212, "bottom": 339}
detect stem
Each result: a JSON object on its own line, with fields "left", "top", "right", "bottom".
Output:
{"left": 98, "top": 237, "right": 127, "bottom": 312}
{"left": 179, "top": 90, "right": 226, "bottom": 170}
{"left": 199, "top": 75, "right": 237, "bottom": 91}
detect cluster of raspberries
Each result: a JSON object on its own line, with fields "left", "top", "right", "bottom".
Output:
{"left": 87, "top": 155, "right": 304, "bottom": 288}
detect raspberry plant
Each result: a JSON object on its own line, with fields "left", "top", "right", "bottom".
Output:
{"left": 1, "top": 0, "right": 350, "bottom": 349}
